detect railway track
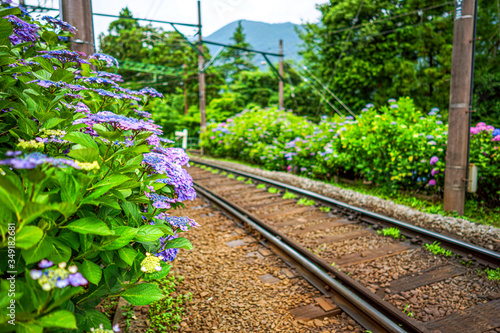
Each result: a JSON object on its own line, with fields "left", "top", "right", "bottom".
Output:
{"left": 188, "top": 160, "right": 500, "bottom": 333}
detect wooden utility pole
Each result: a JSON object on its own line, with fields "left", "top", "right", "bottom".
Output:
{"left": 279, "top": 39, "right": 284, "bottom": 110}
{"left": 60, "top": 0, "right": 95, "bottom": 56}
{"left": 197, "top": 0, "right": 206, "bottom": 132}
{"left": 443, "top": 0, "right": 478, "bottom": 215}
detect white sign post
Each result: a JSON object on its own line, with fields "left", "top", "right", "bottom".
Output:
{"left": 175, "top": 129, "right": 188, "bottom": 149}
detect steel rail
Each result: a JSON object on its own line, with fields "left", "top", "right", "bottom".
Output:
{"left": 191, "top": 159, "right": 500, "bottom": 268}
{"left": 194, "top": 184, "right": 409, "bottom": 333}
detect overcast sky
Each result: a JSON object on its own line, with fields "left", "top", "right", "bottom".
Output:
{"left": 26, "top": 0, "right": 324, "bottom": 43}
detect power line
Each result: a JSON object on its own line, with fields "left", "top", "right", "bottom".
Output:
{"left": 317, "top": 0, "right": 364, "bottom": 113}
{"left": 145, "top": 0, "right": 159, "bottom": 20}
{"left": 324, "top": 2, "right": 454, "bottom": 37}
{"left": 321, "top": 13, "right": 453, "bottom": 48}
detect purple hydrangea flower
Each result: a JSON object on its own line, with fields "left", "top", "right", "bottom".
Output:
{"left": 38, "top": 50, "right": 90, "bottom": 65}
{"left": 93, "top": 71, "right": 124, "bottom": 82}
{"left": 428, "top": 179, "right": 437, "bottom": 186}
{"left": 80, "top": 76, "right": 119, "bottom": 87}
{"left": 135, "top": 110, "right": 152, "bottom": 118}
{"left": 144, "top": 192, "right": 176, "bottom": 209}
{"left": 140, "top": 87, "right": 164, "bottom": 98}
{"left": 431, "top": 168, "right": 439, "bottom": 176}
{"left": 68, "top": 272, "right": 88, "bottom": 286}
{"left": 5, "top": 150, "right": 22, "bottom": 157}
{"left": 73, "top": 111, "right": 161, "bottom": 132}
{"left": 430, "top": 156, "right": 439, "bottom": 165}
{"left": 157, "top": 233, "right": 179, "bottom": 262}
{"left": 92, "top": 88, "right": 122, "bottom": 99}
{"left": 39, "top": 259, "right": 53, "bottom": 268}
{"left": 4, "top": 15, "right": 38, "bottom": 45}
{"left": 0, "top": 152, "right": 80, "bottom": 169}
{"left": 88, "top": 53, "right": 119, "bottom": 68}
{"left": 42, "top": 16, "right": 77, "bottom": 34}
{"left": 154, "top": 213, "right": 199, "bottom": 231}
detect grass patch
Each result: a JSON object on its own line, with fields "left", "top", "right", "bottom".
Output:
{"left": 377, "top": 227, "right": 402, "bottom": 239}
{"left": 297, "top": 198, "right": 315, "bottom": 206}
{"left": 256, "top": 184, "right": 267, "bottom": 189}
{"left": 236, "top": 176, "right": 246, "bottom": 181}
{"left": 484, "top": 267, "right": 500, "bottom": 282}
{"left": 283, "top": 191, "right": 298, "bottom": 199}
{"left": 268, "top": 187, "right": 280, "bottom": 194}
{"left": 148, "top": 276, "right": 191, "bottom": 332}
{"left": 227, "top": 174, "right": 235, "bottom": 179}
{"left": 319, "top": 206, "right": 331, "bottom": 212}
{"left": 220, "top": 171, "right": 227, "bottom": 176}
{"left": 425, "top": 241, "right": 453, "bottom": 257}
{"left": 245, "top": 179, "right": 253, "bottom": 184}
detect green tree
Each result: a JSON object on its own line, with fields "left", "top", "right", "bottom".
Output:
{"left": 300, "top": 0, "right": 500, "bottom": 125}
{"left": 99, "top": 7, "right": 225, "bottom": 136}
{"left": 218, "top": 21, "right": 257, "bottom": 87}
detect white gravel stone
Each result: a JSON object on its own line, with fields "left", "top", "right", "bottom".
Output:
{"left": 190, "top": 156, "right": 500, "bottom": 251}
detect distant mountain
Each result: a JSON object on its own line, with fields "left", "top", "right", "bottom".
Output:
{"left": 204, "top": 20, "right": 304, "bottom": 69}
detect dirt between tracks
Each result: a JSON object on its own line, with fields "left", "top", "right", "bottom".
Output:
{"left": 122, "top": 198, "right": 365, "bottom": 332}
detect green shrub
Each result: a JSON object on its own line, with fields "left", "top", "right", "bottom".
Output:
{"left": 0, "top": 6, "right": 197, "bottom": 331}
{"left": 201, "top": 99, "right": 500, "bottom": 206}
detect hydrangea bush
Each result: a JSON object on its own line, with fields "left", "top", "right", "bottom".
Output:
{"left": 201, "top": 98, "right": 500, "bottom": 206}
{"left": 0, "top": 4, "right": 197, "bottom": 332}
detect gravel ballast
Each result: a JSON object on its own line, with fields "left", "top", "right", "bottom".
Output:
{"left": 190, "top": 156, "right": 500, "bottom": 252}
{"left": 169, "top": 198, "right": 364, "bottom": 332}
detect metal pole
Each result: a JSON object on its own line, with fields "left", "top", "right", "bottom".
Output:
{"left": 60, "top": 0, "right": 95, "bottom": 56}
{"left": 198, "top": 0, "right": 206, "bottom": 130}
{"left": 443, "top": 0, "right": 477, "bottom": 215}
{"left": 279, "top": 39, "right": 284, "bottom": 110}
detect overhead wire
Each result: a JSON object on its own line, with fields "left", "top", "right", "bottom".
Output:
{"left": 316, "top": 0, "right": 364, "bottom": 114}
{"left": 324, "top": 2, "right": 454, "bottom": 37}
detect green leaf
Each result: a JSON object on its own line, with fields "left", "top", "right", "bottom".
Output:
{"left": 80, "top": 309, "right": 112, "bottom": 331}
{"left": 41, "top": 30, "right": 59, "bottom": 45}
{"left": 134, "top": 225, "right": 163, "bottom": 242}
{"left": 94, "top": 174, "right": 131, "bottom": 189}
{"left": 95, "top": 196, "right": 121, "bottom": 210}
{"left": 100, "top": 226, "right": 137, "bottom": 250}
{"left": 23, "top": 236, "right": 53, "bottom": 264}
{"left": 64, "top": 131, "right": 98, "bottom": 150}
{"left": 17, "top": 323, "right": 43, "bottom": 333}
{"left": 15, "top": 226, "right": 43, "bottom": 249}
{"left": 103, "top": 265, "right": 122, "bottom": 293}
{"left": 120, "top": 283, "right": 164, "bottom": 305}
{"left": 51, "top": 68, "right": 74, "bottom": 83}
{"left": 46, "top": 238, "right": 72, "bottom": 264}
{"left": 0, "top": 7, "right": 21, "bottom": 17}
{"left": 33, "top": 56, "right": 55, "bottom": 73}
{"left": 164, "top": 237, "right": 193, "bottom": 250}
{"left": 41, "top": 117, "right": 65, "bottom": 130}
{"left": 143, "top": 261, "right": 171, "bottom": 282}
{"left": 38, "top": 310, "right": 77, "bottom": 329}
{"left": 20, "top": 202, "right": 56, "bottom": 225}
{"left": 80, "top": 260, "right": 102, "bottom": 285}
{"left": 117, "top": 247, "right": 138, "bottom": 266}
{"left": 0, "top": 18, "right": 13, "bottom": 39}
{"left": 66, "top": 217, "right": 113, "bottom": 236}
{"left": 67, "top": 146, "right": 99, "bottom": 163}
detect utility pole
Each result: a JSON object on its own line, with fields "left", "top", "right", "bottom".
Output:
{"left": 60, "top": 0, "right": 95, "bottom": 56}
{"left": 443, "top": 0, "right": 478, "bottom": 215}
{"left": 183, "top": 63, "right": 189, "bottom": 115}
{"left": 197, "top": 0, "right": 206, "bottom": 133}
{"left": 279, "top": 39, "right": 284, "bottom": 110}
